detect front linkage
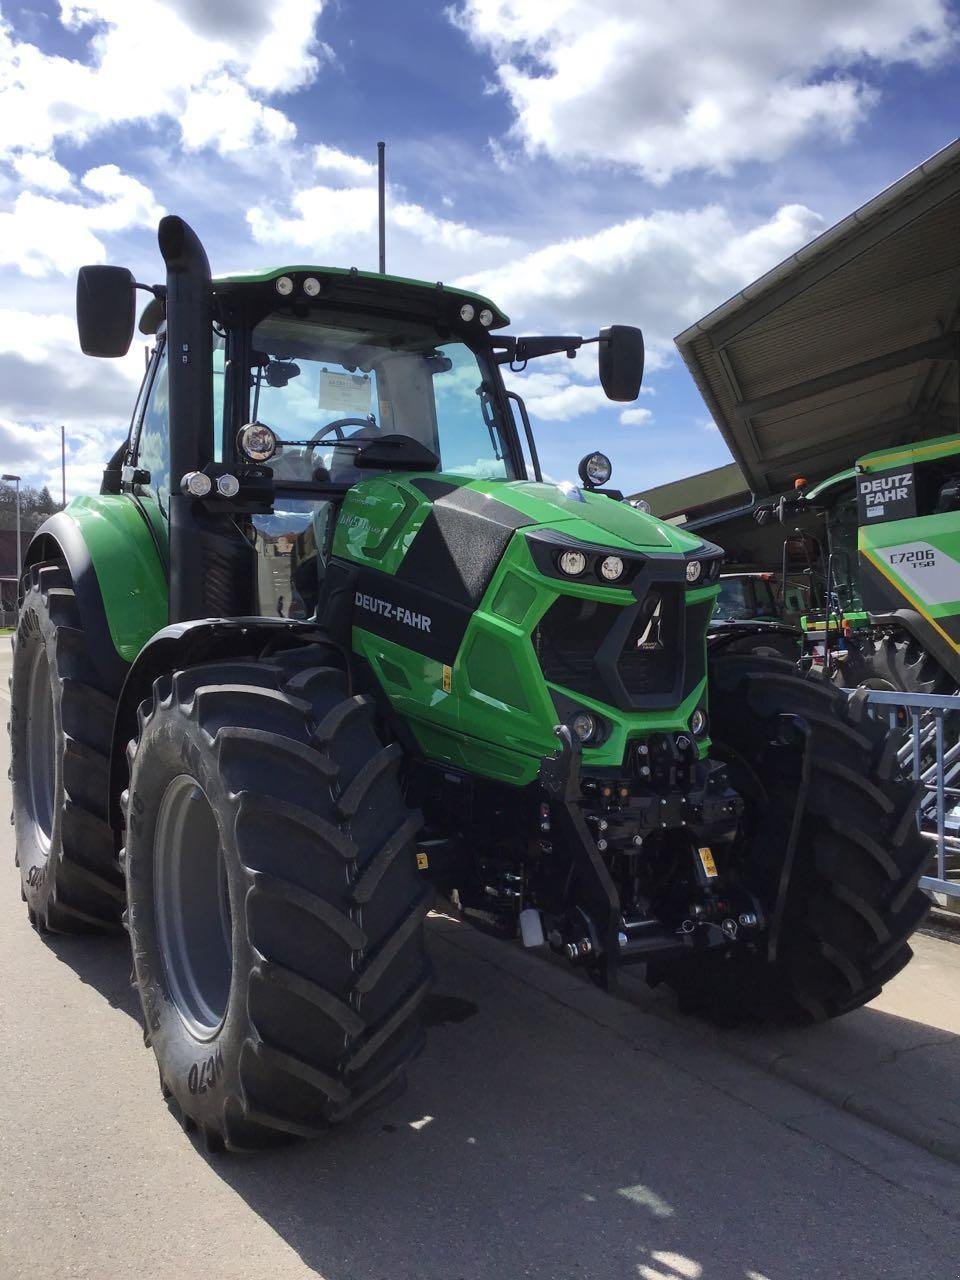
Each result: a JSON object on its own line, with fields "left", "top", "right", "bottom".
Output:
{"left": 533, "top": 722, "right": 759, "bottom": 989}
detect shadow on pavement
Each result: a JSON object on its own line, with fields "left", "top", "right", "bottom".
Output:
{"left": 38, "top": 920, "right": 960, "bottom": 1280}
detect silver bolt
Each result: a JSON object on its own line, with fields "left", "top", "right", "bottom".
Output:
{"left": 738, "top": 912, "right": 758, "bottom": 928}
{"left": 721, "top": 918, "right": 738, "bottom": 939}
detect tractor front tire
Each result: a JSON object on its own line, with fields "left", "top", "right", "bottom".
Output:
{"left": 652, "top": 655, "right": 928, "bottom": 1024}
{"left": 123, "top": 651, "right": 431, "bottom": 1149}
{"left": 10, "top": 557, "right": 122, "bottom": 932}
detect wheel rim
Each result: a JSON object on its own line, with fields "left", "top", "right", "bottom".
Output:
{"left": 154, "top": 775, "right": 232, "bottom": 1039}
{"left": 25, "top": 642, "right": 56, "bottom": 852}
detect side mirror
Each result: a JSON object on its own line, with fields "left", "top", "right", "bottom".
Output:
{"left": 599, "top": 325, "right": 644, "bottom": 402}
{"left": 76, "top": 265, "right": 136, "bottom": 357}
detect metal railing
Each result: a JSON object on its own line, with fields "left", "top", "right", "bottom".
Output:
{"left": 862, "top": 689, "right": 960, "bottom": 901}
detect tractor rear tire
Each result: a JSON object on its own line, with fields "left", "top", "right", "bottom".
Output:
{"left": 651, "top": 655, "right": 928, "bottom": 1024}
{"left": 9, "top": 557, "right": 123, "bottom": 932}
{"left": 123, "top": 650, "right": 431, "bottom": 1149}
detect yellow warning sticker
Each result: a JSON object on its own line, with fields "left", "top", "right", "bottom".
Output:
{"left": 697, "top": 847, "right": 718, "bottom": 878}
{"left": 441, "top": 665, "right": 452, "bottom": 693}
{"left": 416, "top": 851, "right": 429, "bottom": 870}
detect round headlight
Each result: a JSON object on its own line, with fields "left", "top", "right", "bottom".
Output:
{"left": 630, "top": 498, "right": 651, "bottom": 514}
{"left": 578, "top": 451, "right": 612, "bottom": 488}
{"left": 600, "top": 555, "right": 625, "bottom": 582}
{"left": 690, "top": 708, "right": 708, "bottom": 736}
{"left": 685, "top": 559, "right": 702, "bottom": 584}
{"left": 572, "top": 711, "right": 597, "bottom": 743}
{"left": 238, "top": 422, "right": 279, "bottom": 463}
{"left": 217, "top": 474, "right": 240, "bottom": 498}
{"left": 181, "top": 471, "right": 211, "bottom": 498}
{"left": 479, "top": 308, "right": 494, "bottom": 327}
{"left": 460, "top": 303, "right": 475, "bottom": 322}
{"left": 558, "top": 549, "right": 588, "bottom": 576}
{"left": 275, "top": 275, "right": 294, "bottom": 296}
{"left": 303, "top": 276, "right": 321, "bottom": 297}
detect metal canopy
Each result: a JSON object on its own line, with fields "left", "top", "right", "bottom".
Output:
{"left": 675, "top": 138, "right": 960, "bottom": 498}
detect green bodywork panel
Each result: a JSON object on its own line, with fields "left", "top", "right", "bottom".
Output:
{"left": 336, "top": 475, "right": 715, "bottom": 786}
{"left": 59, "top": 495, "right": 168, "bottom": 662}
{"left": 802, "top": 437, "right": 960, "bottom": 672}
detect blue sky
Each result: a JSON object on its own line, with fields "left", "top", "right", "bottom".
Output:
{"left": 0, "top": 0, "right": 957, "bottom": 498}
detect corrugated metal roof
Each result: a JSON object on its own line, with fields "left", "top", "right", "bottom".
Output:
{"left": 676, "top": 138, "right": 960, "bottom": 496}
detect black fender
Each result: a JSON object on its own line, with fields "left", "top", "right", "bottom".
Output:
{"left": 108, "top": 616, "right": 345, "bottom": 833}
{"left": 707, "top": 620, "right": 802, "bottom": 659}
{"left": 24, "top": 514, "right": 130, "bottom": 694}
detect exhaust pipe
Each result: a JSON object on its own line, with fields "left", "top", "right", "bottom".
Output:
{"left": 158, "top": 216, "right": 214, "bottom": 623}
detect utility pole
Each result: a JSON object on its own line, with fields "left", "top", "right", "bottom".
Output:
{"left": 2, "top": 472, "right": 22, "bottom": 587}
{"left": 61, "top": 425, "right": 66, "bottom": 508}
{"left": 378, "top": 141, "right": 386, "bottom": 275}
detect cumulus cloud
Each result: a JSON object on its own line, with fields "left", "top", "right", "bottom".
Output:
{"left": 453, "top": 0, "right": 957, "bottom": 180}
{"left": 0, "top": 0, "right": 328, "bottom": 161}
{"left": 620, "top": 407, "right": 652, "bottom": 425}
{"left": 458, "top": 202, "right": 825, "bottom": 358}
{"left": 0, "top": 166, "right": 163, "bottom": 277}
{"left": 247, "top": 179, "right": 513, "bottom": 276}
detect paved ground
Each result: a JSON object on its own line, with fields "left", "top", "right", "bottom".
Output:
{"left": 2, "top": 643, "right": 960, "bottom": 1280}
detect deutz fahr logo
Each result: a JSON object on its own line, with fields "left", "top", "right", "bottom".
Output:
{"left": 635, "top": 597, "right": 663, "bottom": 651}
{"left": 860, "top": 473, "right": 912, "bottom": 506}
{"left": 857, "top": 465, "right": 916, "bottom": 524}
{"left": 355, "top": 591, "right": 432, "bottom": 633}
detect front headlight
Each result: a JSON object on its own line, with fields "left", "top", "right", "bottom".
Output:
{"left": 599, "top": 555, "right": 625, "bottom": 582}
{"left": 558, "top": 549, "right": 588, "bottom": 576}
{"left": 685, "top": 559, "right": 702, "bottom": 584}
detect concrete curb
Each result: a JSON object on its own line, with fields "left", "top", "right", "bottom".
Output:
{"left": 430, "top": 907, "right": 960, "bottom": 1170}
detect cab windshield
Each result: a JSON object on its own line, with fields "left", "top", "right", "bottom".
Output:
{"left": 247, "top": 312, "right": 516, "bottom": 486}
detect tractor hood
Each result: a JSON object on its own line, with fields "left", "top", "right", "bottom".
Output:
{"left": 468, "top": 479, "right": 704, "bottom": 554}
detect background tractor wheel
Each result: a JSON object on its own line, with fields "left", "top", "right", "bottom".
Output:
{"left": 9, "top": 557, "right": 123, "bottom": 932}
{"left": 837, "top": 632, "right": 952, "bottom": 695}
{"left": 651, "top": 655, "right": 928, "bottom": 1024}
{"left": 123, "top": 648, "right": 431, "bottom": 1149}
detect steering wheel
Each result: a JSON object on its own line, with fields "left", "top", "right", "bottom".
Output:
{"left": 304, "top": 417, "right": 377, "bottom": 451}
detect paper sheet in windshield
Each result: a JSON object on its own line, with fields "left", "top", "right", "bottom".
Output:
{"left": 318, "top": 369, "right": 371, "bottom": 414}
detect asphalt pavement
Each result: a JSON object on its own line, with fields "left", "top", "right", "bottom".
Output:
{"left": 2, "top": 642, "right": 960, "bottom": 1280}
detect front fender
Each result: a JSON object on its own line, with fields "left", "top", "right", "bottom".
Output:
{"left": 108, "top": 617, "right": 343, "bottom": 833}
{"left": 25, "top": 498, "right": 167, "bottom": 692}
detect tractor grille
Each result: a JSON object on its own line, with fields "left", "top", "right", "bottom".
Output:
{"left": 535, "top": 586, "right": 708, "bottom": 710}
{"left": 535, "top": 596, "right": 621, "bottom": 704}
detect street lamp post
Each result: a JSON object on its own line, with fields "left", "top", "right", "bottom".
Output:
{"left": 2, "top": 473, "right": 22, "bottom": 590}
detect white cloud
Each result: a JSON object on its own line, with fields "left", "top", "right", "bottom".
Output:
{"left": 459, "top": 202, "right": 825, "bottom": 359}
{"left": 314, "top": 145, "right": 377, "bottom": 182}
{"left": 0, "top": 0, "right": 328, "bottom": 161}
{"left": 453, "top": 0, "right": 957, "bottom": 180}
{"left": 12, "top": 153, "right": 73, "bottom": 194}
{"left": 247, "top": 182, "right": 513, "bottom": 275}
{"left": 620, "top": 407, "right": 652, "bottom": 425}
{"left": 0, "top": 166, "right": 163, "bottom": 277}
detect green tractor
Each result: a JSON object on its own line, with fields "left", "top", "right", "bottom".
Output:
{"left": 9, "top": 217, "right": 927, "bottom": 1150}
{"left": 781, "top": 438, "right": 960, "bottom": 693}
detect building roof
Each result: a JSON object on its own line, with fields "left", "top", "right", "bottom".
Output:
{"left": 675, "top": 138, "right": 960, "bottom": 498}
{"left": 629, "top": 461, "right": 748, "bottom": 521}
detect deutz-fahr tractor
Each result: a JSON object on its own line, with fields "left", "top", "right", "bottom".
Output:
{"left": 768, "top": 440, "right": 960, "bottom": 693}
{"left": 8, "top": 217, "right": 927, "bottom": 1150}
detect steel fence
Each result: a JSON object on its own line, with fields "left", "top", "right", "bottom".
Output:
{"left": 862, "top": 689, "right": 960, "bottom": 902}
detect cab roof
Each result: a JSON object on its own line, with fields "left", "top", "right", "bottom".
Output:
{"left": 213, "top": 264, "right": 510, "bottom": 330}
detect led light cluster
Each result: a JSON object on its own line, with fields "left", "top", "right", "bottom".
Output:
{"left": 459, "top": 303, "right": 495, "bottom": 326}
{"left": 275, "top": 274, "right": 322, "bottom": 297}
{"left": 556, "top": 547, "right": 628, "bottom": 583}
{"left": 684, "top": 556, "right": 723, "bottom": 584}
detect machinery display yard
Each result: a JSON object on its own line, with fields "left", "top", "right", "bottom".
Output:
{"left": 2, "top": 641, "right": 960, "bottom": 1280}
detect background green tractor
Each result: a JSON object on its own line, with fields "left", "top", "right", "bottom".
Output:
{"left": 780, "top": 439, "right": 960, "bottom": 693}
{"left": 8, "top": 217, "right": 927, "bottom": 1150}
